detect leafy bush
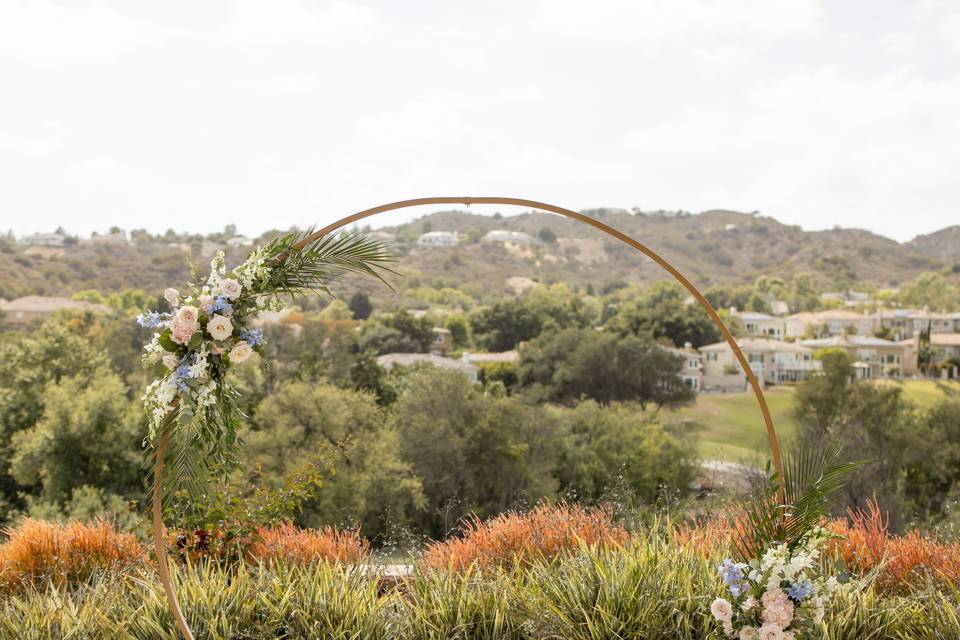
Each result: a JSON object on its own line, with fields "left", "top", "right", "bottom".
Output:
{"left": 423, "top": 503, "right": 627, "bottom": 571}
{"left": 829, "top": 499, "right": 960, "bottom": 594}
{"left": 249, "top": 523, "right": 369, "bottom": 565}
{"left": 0, "top": 519, "right": 145, "bottom": 591}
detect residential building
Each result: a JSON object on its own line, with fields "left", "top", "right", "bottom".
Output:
{"left": 417, "top": 231, "right": 460, "bottom": 247}
{"left": 801, "top": 335, "right": 906, "bottom": 379}
{"left": 460, "top": 351, "right": 519, "bottom": 365}
{"left": 0, "top": 296, "right": 112, "bottom": 326}
{"left": 732, "top": 309, "right": 786, "bottom": 339}
{"left": 666, "top": 342, "right": 702, "bottom": 391}
{"left": 376, "top": 353, "right": 478, "bottom": 383}
{"left": 87, "top": 231, "right": 129, "bottom": 245}
{"left": 929, "top": 333, "right": 960, "bottom": 378}
{"left": 785, "top": 310, "right": 875, "bottom": 339}
{"left": 225, "top": 235, "right": 254, "bottom": 247}
{"left": 480, "top": 230, "right": 539, "bottom": 245}
{"left": 875, "top": 309, "right": 956, "bottom": 341}
{"left": 430, "top": 327, "right": 452, "bottom": 355}
{"left": 20, "top": 232, "right": 66, "bottom": 247}
{"left": 700, "top": 338, "right": 820, "bottom": 391}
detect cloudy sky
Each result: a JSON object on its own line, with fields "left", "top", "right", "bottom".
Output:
{"left": 1, "top": 0, "right": 958, "bottom": 242}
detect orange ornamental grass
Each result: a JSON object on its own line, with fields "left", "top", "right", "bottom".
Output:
{"left": 828, "top": 499, "right": 960, "bottom": 594}
{"left": 0, "top": 518, "right": 146, "bottom": 590}
{"left": 249, "top": 523, "right": 370, "bottom": 565}
{"left": 423, "top": 503, "right": 628, "bottom": 572}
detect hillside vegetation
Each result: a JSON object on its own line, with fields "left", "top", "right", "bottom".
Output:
{"left": 3, "top": 209, "right": 959, "bottom": 300}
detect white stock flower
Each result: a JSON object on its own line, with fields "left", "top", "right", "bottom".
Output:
{"left": 207, "top": 314, "right": 233, "bottom": 341}
{"left": 163, "top": 288, "right": 180, "bottom": 307}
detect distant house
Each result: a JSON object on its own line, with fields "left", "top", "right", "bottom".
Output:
{"left": 821, "top": 290, "right": 871, "bottom": 308}
{"left": 460, "top": 350, "right": 519, "bottom": 365}
{"left": 87, "top": 231, "right": 129, "bottom": 246}
{"left": 225, "top": 236, "right": 254, "bottom": 247}
{"left": 732, "top": 309, "right": 786, "bottom": 339}
{"left": 417, "top": 231, "right": 459, "bottom": 247}
{"left": 431, "top": 327, "right": 452, "bottom": 355}
{"left": 376, "top": 353, "right": 478, "bottom": 383}
{"left": 785, "top": 310, "right": 875, "bottom": 339}
{"left": 928, "top": 333, "right": 960, "bottom": 378}
{"left": 666, "top": 342, "right": 702, "bottom": 391}
{"left": 20, "top": 232, "right": 66, "bottom": 247}
{"left": 801, "top": 335, "right": 905, "bottom": 379}
{"left": 480, "top": 230, "right": 539, "bottom": 245}
{"left": 875, "top": 309, "right": 955, "bottom": 341}
{"left": 700, "top": 338, "right": 820, "bottom": 391}
{"left": 0, "top": 296, "right": 112, "bottom": 326}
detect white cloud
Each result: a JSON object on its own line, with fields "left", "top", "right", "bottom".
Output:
{"left": 532, "top": 0, "right": 823, "bottom": 49}
{"left": 0, "top": 1, "right": 173, "bottom": 66}
{"left": 212, "top": 0, "right": 383, "bottom": 47}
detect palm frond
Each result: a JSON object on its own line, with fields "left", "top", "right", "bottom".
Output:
{"left": 266, "top": 229, "right": 397, "bottom": 297}
{"left": 733, "top": 445, "right": 864, "bottom": 561}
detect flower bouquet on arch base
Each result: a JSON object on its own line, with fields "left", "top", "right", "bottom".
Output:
{"left": 137, "top": 230, "right": 393, "bottom": 497}
{"left": 708, "top": 449, "right": 861, "bottom": 640}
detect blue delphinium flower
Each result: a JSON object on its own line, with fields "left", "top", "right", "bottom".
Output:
{"left": 788, "top": 580, "right": 814, "bottom": 602}
{"left": 718, "top": 559, "right": 748, "bottom": 597}
{"left": 169, "top": 362, "right": 191, "bottom": 391}
{"left": 137, "top": 311, "right": 166, "bottom": 328}
{"left": 206, "top": 295, "right": 233, "bottom": 316}
{"left": 239, "top": 328, "right": 263, "bottom": 347}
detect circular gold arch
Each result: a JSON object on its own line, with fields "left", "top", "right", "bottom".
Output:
{"left": 152, "top": 196, "right": 785, "bottom": 640}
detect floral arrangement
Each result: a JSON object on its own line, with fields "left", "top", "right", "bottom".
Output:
{"left": 710, "top": 528, "right": 843, "bottom": 639}
{"left": 137, "top": 230, "right": 392, "bottom": 497}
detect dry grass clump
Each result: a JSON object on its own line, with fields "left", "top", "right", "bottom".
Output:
{"left": 0, "top": 518, "right": 145, "bottom": 591}
{"left": 829, "top": 499, "right": 960, "bottom": 594}
{"left": 423, "top": 503, "right": 628, "bottom": 571}
{"left": 249, "top": 523, "right": 370, "bottom": 565}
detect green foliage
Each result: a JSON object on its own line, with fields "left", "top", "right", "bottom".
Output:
{"left": 245, "top": 382, "right": 424, "bottom": 540}
{"left": 359, "top": 310, "right": 434, "bottom": 354}
{"left": 471, "top": 298, "right": 544, "bottom": 352}
{"left": 10, "top": 373, "right": 142, "bottom": 506}
{"left": 555, "top": 401, "right": 698, "bottom": 502}
{"left": 605, "top": 282, "right": 721, "bottom": 348}
{"left": 390, "top": 368, "right": 559, "bottom": 538}
{"left": 348, "top": 291, "right": 373, "bottom": 320}
{"left": 733, "top": 446, "right": 862, "bottom": 561}
{"left": 518, "top": 329, "right": 695, "bottom": 409}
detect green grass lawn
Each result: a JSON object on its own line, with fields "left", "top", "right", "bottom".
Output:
{"left": 666, "top": 380, "right": 960, "bottom": 463}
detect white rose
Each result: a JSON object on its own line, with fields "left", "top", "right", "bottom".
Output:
{"left": 711, "top": 598, "right": 734, "bottom": 622}
{"left": 758, "top": 624, "right": 783, "bottom": 640}
{"left": 219, "top": 278, "right": 242, "bottom": 300}
{"left": 163, "top": 288, "right": 180, "bottom": 307}
{"left": 162, "top": 354, "right": 180, "bottom": 370}
{"left": 207, "top": 314, "right": 233, "bottom": 341}
{"left": 229, "top": 341, "right": 253, "bottom": 363}
{"left": 739, "top": 628, "right": 760, "bottom": 640}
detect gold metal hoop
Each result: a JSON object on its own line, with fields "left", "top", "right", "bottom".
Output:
{"left": 152, "top": 196, "right": 785, "bottom": 640}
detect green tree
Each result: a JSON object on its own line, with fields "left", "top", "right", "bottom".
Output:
{"left": 444, "top": 314, "right": 471, "bottom": 350}
{"left": 555, "top": 401, "right": 697, "bottom": 502}
{"left": 518, "top": 329, "right": 695, "bottom": 409}
{"left": 245, "top": 382, "right": 424, "bottom": 539}
{"left": 348, "top": 291, "right": 373, "bottom": 320}
{"left": 538, "top": 226, "right": 557, "bottom": 243}
{"left": 10, "top": 374, "right": 142, "bottom": 506}
{"left": 606, "top": 282, "right": 721, "bottom": 348}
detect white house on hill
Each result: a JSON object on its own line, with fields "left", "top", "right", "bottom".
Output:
{"left": 417, "top": 231, "right": 460, "bottom": 247}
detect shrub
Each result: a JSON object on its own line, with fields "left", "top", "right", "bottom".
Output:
{"left": 423, "top": 503, "right": 627, "bottom": 571}
{"left": 0, "top": 519, "right": 145, "bottom": 591}
{"left": 828, "top": 499, "right": 960, "bottom": 594}
{"left": 249, "top": 523, "right": 369, "bottom": 565}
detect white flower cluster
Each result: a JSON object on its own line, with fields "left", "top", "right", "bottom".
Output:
{"left": 139, "top": 248, "right": 274, "bottom": 438}
{"left": 710, "top": 529, "right": 844, "bottom": 639}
